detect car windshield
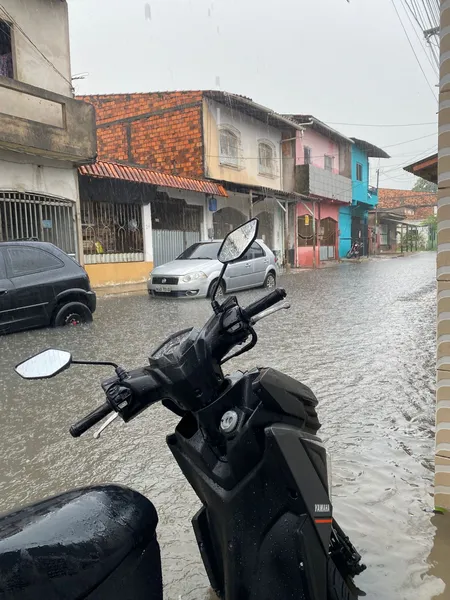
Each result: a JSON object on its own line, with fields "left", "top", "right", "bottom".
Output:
{"left": 176, "top": 242, "right": 221, "bottom": 260}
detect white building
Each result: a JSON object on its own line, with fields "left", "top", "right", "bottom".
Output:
{"left": 0, "top": 0, "right": 96, "bottom": 259}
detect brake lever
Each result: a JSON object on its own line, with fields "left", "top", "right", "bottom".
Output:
{"left": 250, "top": 301, "right": 290, "bottom": 325}
{"left": 93, "top": 412, "right": 119, "bottom": 439}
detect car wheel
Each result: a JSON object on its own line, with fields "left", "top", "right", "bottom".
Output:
{"left": 263, "top": 272, "right": 276, "bottom": 289}
{"left": 53, "top": 302, "right": 93, "bottom": 328}
{"left": 208, "top": 279, "right": 225, "bottom": 299}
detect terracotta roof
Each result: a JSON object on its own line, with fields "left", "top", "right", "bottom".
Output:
{"left": 79, "top": 161, "right": 228, "bottom": 197}
{"left": 378, "top": 188, "right": 437, "bottom": 209}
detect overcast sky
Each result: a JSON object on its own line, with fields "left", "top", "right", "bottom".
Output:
{"left": 67, "top": 0, "right": 439, "bottom": 190}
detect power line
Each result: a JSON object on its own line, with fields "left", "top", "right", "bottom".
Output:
{"left": 399, "top": 0, "right": 439, "bottom": 76}
{"left": 389, "top": 0, "right": 438, "bottom": 102}
{"left": 326, "top": 121, "right": 437, "bottom": 127}
{"left": 382, "top": 131, "right": 436, "bottom": 148}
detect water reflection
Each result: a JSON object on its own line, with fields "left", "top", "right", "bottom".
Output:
{"left": 0, "top": 253, "right": 442, "bottom": 599}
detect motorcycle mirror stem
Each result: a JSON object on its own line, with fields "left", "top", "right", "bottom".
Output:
{"left": 211, "top": 218, "right": 259, "bottom": 312}
{"left": 15, "top": 348, "right": 127, "bottom": 381}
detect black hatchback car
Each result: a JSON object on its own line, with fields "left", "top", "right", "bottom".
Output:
{"left": 0, "top": 241, "right": 96, "bottom": 335}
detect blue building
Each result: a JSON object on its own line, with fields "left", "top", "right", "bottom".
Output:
{"left": 339, "top": 138, "right": 390, "bottom": 257}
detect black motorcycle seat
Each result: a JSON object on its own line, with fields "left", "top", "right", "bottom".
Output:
{"left": 0, "top": 484, "right": 159, "bottom": 600}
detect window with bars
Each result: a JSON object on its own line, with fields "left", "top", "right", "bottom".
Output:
{"left": 298, "top": 215, "right": 317, "bottom": 247}
{"left": 0, "top": 21, "right": 13, "bottom": 78}
{"left": 304, "top": 146, "right": 312, "bottom": 165}
{"left": 81, "top": 200, "right": 144, "bottom": 263}
{"left": 0, "top": 192, "right": 76, "bottom": 254}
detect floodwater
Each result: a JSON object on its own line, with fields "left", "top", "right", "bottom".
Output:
{"left": 0, "top": 252, "right": 447, "bottom": 599}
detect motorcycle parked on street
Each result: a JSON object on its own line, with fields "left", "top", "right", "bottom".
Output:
{"left": 346, "top": 240, "right": 364, "bottom": 259}
{"left": 3, "top": 218, "right": 365, "bottom": 600}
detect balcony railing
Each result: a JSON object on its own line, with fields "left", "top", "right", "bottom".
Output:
{"left": 0, "top": 76, "right": 96, "bottom": 164}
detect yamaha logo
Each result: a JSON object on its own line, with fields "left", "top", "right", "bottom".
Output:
{"left": 162, "top": 278, "right": 166, "bottom": 283}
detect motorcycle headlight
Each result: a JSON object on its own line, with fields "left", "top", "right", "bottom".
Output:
{"left": 181, "top": 272, "right": 207, "bottom": 283}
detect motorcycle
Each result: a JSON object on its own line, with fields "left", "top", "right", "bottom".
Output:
{"left": 2, "top": 218, "right": 365, "bottom": 600}
{"left": 346, "top": 241, "right": 363, "bottom": 259}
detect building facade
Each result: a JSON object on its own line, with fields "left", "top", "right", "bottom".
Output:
{"left": 339, "top": 139, "right": 390, "bottom": 258}
{"left": 0, "top": 0, "right": 96, "bottom": 260}
{"left": 286, "top": 115, "right": 353, "bottom": 268}
{"left": 79, "top": 91, "right": 304, "bottom": 272}
{"left": 78, "top": 161, "right": 228, "bottom": 290}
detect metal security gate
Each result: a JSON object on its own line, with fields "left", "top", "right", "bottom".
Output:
{"left": 319, "top": 217, "right": 337, "bottom": 261}
{"left": 81, "top": 199, "right": 144, "bottom": 264}
{"left": 153, "top": 230, "right": 200, "bottom": 267}
{"left": 0, "top": 192, "right": 76, "bottom": 254}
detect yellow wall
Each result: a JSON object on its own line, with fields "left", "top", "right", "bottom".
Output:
{"left": 85, "top": 261, "right": 153, "bottom": 289}
{"left": 202, "top": 98, "right": 283, "bottom": 190}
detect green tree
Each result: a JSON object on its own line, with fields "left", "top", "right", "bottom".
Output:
{"left": 421, "top": 214, "right": 437, "bottom": 250}
{"left": 412, "top": 177, "right": 438, "bottom": 193}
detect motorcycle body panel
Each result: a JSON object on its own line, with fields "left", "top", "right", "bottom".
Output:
{"left": 168, "top": 367, "right": 340, "bottom": 600}
{"left": 0, "top": 485, "right": 162, "bottom": 600}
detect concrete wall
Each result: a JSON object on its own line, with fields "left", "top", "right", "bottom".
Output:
{"left": 296, "top": 128, "right": 340, "bottom": 173}
{"left": 0, "top": 149, "right": 79, "bottom": 201}
{"left": 295, "top": 163, "right": 352, "bottom": 204}
{"left": 352, "top": 145, "right": 372, "bottom": 206}
{"left": 436, "top": 0, "right": 450, "bottom": 509}
{"left": 203, "top": 98, "right": 284, "bottom": 191}
{"left": 2, "top": 0, "right": 72, "bottom": 97}
{"left": 0, "top": 78, "right": 96, "bottom": 163}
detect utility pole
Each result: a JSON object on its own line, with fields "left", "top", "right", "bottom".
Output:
{"left": 284, "top": 201, "right": 290, "bottom": 273}
{"left": 436, "top": 0, "right": 450, "bottom": 510}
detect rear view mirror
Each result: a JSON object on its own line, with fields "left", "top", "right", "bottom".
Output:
{"left": 15, "top": 349, "right": 72, "bottom": 380}
{"left": 218, "top": 218, "right": 258, "bottom": 264}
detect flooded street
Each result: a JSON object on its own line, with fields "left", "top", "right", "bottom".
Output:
{"left": 0, "top": 253, "right": 444, "bottom": 599}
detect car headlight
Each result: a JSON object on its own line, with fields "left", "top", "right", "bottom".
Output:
{"left": 181, "top": 272, "right": 207, "bottom": 283}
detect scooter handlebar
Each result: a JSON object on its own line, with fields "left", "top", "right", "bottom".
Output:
{"left": 70, "top": 402, "right": 113, "bottom": 438}
{"left": 243, "top": 288, "right": 287, "bottom": 320}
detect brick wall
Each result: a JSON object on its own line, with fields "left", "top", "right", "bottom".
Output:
{"left": 78, "top": 92, "right": 204, "bottom": 178}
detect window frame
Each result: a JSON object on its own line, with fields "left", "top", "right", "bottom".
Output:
{"left": 356, "top": 162, "right": 363, "bottom": 181}
{"left": 0, "top": 20, "right": 15, "bottom": 79}
{"left": 258, "top": 140, "right": 276, "bottom": 177}
{"left": 233, "top": 242, "right": 265, "bottom": 262}
{"left": 304, "top": 146, "right": 312, "bottom": 165}
{"left": 5, "top": 246, "right": 64, "bottom": 278}
{"left": 324, "top": 155, "right": 334, "bottom": 172}
{"left": 219, "top": 126, "right": 241, "bottom": 168}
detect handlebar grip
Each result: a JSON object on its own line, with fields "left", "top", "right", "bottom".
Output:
{"left": 70, "top": 402, "right": 113, "bottom": 438}
{"left": 244, "top": 287, "right": 287, "bottom": 319}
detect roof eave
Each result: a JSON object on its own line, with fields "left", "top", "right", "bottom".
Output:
{"left": 351, "top": 137, "right": 390, "bottom": 159}
{"left": 285, "top": 114, "right": 354, "bottom": 145}
{"left": 204, "top": 91, "right": 304, "bottom": 132}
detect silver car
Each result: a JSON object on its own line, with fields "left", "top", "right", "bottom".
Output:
{"left": 148, "top": 239, "right": 277, "bottom": 299}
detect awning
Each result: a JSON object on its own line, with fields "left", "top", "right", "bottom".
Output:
{"left": 404, "top": 153, "right": 438, "bottom": 184}
{"left": 79, "top": 161, "right": 228, "bottom": 197}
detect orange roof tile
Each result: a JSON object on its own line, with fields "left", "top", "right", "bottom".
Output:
{"left": 79, "top": 161, "right": 227, "bottom": 197}
{"left": 378, "top": 188, "right": 437, "bottom": 209}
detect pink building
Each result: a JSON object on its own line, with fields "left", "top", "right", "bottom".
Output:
{"left": 285, "top": 115, "right": 353, "bottom": 268}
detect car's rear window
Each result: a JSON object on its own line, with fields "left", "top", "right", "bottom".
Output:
{"left": 7, "top": 246, "right": 64, "bottom": 277}
{"left": 177, "top": 242, "right": 221, "bottom": 260}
